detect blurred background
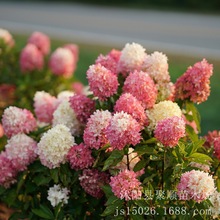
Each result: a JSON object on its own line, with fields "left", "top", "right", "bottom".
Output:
{"left": 0, "top": 0, "right": 220, "bottom": 135}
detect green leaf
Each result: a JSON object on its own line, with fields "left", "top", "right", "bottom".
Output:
{"left": 133, "top": 145, "right": 156, "bottom": 156}
{"left": 133, "top": 159, "right": 148, "bottom": 172}
{"left": 188, "top": 153, "right": 213, "bottom": 164}
{"left": 32, "top": 205, "right": 54, "bottom": 219}
{"left": 50, "top": 169, "right": 59, "bottom": 183}
{"left": 102, "top": 150, "right": 124, "bottom": 171}
{"left": 33, "top": 175, "right": 51, "bottom": 186}
{"left": 185, "top": 101, "right": 201, "bottom": 133}
{"left": 102, "top": 185, "right": 113, "bottom": 197}
{"left": 101, "top": 199, "right": 123, "bottom": 216}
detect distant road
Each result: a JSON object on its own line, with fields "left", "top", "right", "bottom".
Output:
{"left": 0, "top": 2, "right": 220, "bottom": 59}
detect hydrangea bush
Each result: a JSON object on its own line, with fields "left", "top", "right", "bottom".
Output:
{"left": 0, "top": 34, "right": 220, "bottom": 220}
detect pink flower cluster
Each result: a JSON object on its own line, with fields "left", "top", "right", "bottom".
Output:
{"left": 204, "top": 130, "right": 220, "bottom": 148}
{"left": 2, "top": 106, "right": 37, "bottom": 138}
{"left": 20, "top": 44, "right": 44, "bottom": 73}
{"left": 0, "top": 134, "right": 37, "bottom": 188}
{"left": 69, "top": 94, "right": 95, "bottom": 124}
{"left": 83, "top": 110, "right": 112, "bottom": 150}
{"left": 0, "top": 153, "right": 17, "bottom": 188}
{"left": 86, "top": 64, "right": 119, "bottom": 101}
{"left": 114, "top": 93, "right": 148, "bottom": 128}
{"left": 177, "top": 170, "right": 215, "bottom": 203}
{"left": 67, "top": 143, "right": 94, "bottom": 170}
{"left": 154, "top": 116, "right": 185, "bottom": 147}
{"left": 213, "top": 137, "right": 220, "bottom": 160}
{"left": 28, "top": 31, "right": 50, "bottom": 56}
{"left": 34, "top": 91, "right": 58, "bottom": 123}
{"left": 79, "top": 169, "right": 109, "bottom": 198}
{"left": 95, "top": 49, "right": 121, "bottom": 74}
{"left": 5, "top": 134, "right": 38, "bottom": 171}
{"left": 49, "top": 47, "right": 75, "bottom": 78}
{"left": 175, "top": 59, "right": 213, "bottom": 104}
{"left": 106, "top": 112, "right": 141, "bottom": 150}
{"left": 110, "top": 169, "right": 142, "bottom": 201}
{"left": 123, "top": 70, "right": 157, "bottom": 109}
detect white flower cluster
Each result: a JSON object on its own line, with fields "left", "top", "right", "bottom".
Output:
{"left": 37, "top": 124, "right": 75, "bottom": 168}
{"left": 118, "top": 42, "right": 146, "bottom": 73}
{"left": 47, "top": 184, "right": 70, "bottom": 207}
{"left": 52, "top": 100, "right": 82, "bottom": 136}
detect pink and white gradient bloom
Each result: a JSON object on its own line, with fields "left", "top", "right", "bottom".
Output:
{"left": 177, "top": 170, "right": 215, "bottom": 203}
{"left": 0, "top": 28, "right": 14, "bottom": 47}
{"left": 79, "top": 169, "right": 109, "bottom": 198}
{"left": 0, "top": 152, "right": 17, "bottom": 188}
{"left": 83, "top": 110, "right": 112, "bottom": 150}
{"left": 106, "top": 112, "right": 141, "bottom": 150}
{"left": 5, "top": 134, "right": 37, "bottom": 172}
{"left": 53, "top": 100, "right": 82, "bottom": 136}
{"left": 142, "top": 51, "right": 170, "bottom": 83}
{"left": 175, "top": 59, "right": 213, "bottom": 104}
{"left": 95, "top": 49, "right": 121, "bottom": 74}
{"left": 69, "top": 94, "right": 96, "bottom": 125}
{"left": 49, "top": 47, "right": 75, "bottom": 78}
{"left": 67, "top": 143, "right": 94, "bottom": 170}
{"left": 28, "top": 31, "right": 50, "bottom": 55}
{"left": 34, "top": 91, "right": 58, "bottom": 124}
{"left": 146, "top": 100, "right": 182, "bottom": 130}
{"left": 123, "top": 70, "right": 157, "bottom": 109}
{"left": 213, "top": 137, "right": 220, "bottom": 160}
{"left": 114, "top": 93, "right": 148, "bottom": 128}
{"left": 117, "top": 43, "right": 146, "bottom": 75}
{"left": 20, "top": 43, "right": 44, "bottom": 73}
{"left": 2, "top": 106, "right": 37, "bottom": 138}
{"left": 37, "top": 124, "right": 75, "bottom": 169}
{"left": 87, "top": 64, "right": 119, "bottom": 101}
{"left": 63, "top": 44, "right": 79, "bottom": 67}
{"left": 154, "top": 116, "right": 185, "bottom": 147}
{"left": 110, "top": 169, "right": 142, "bottom": 201}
